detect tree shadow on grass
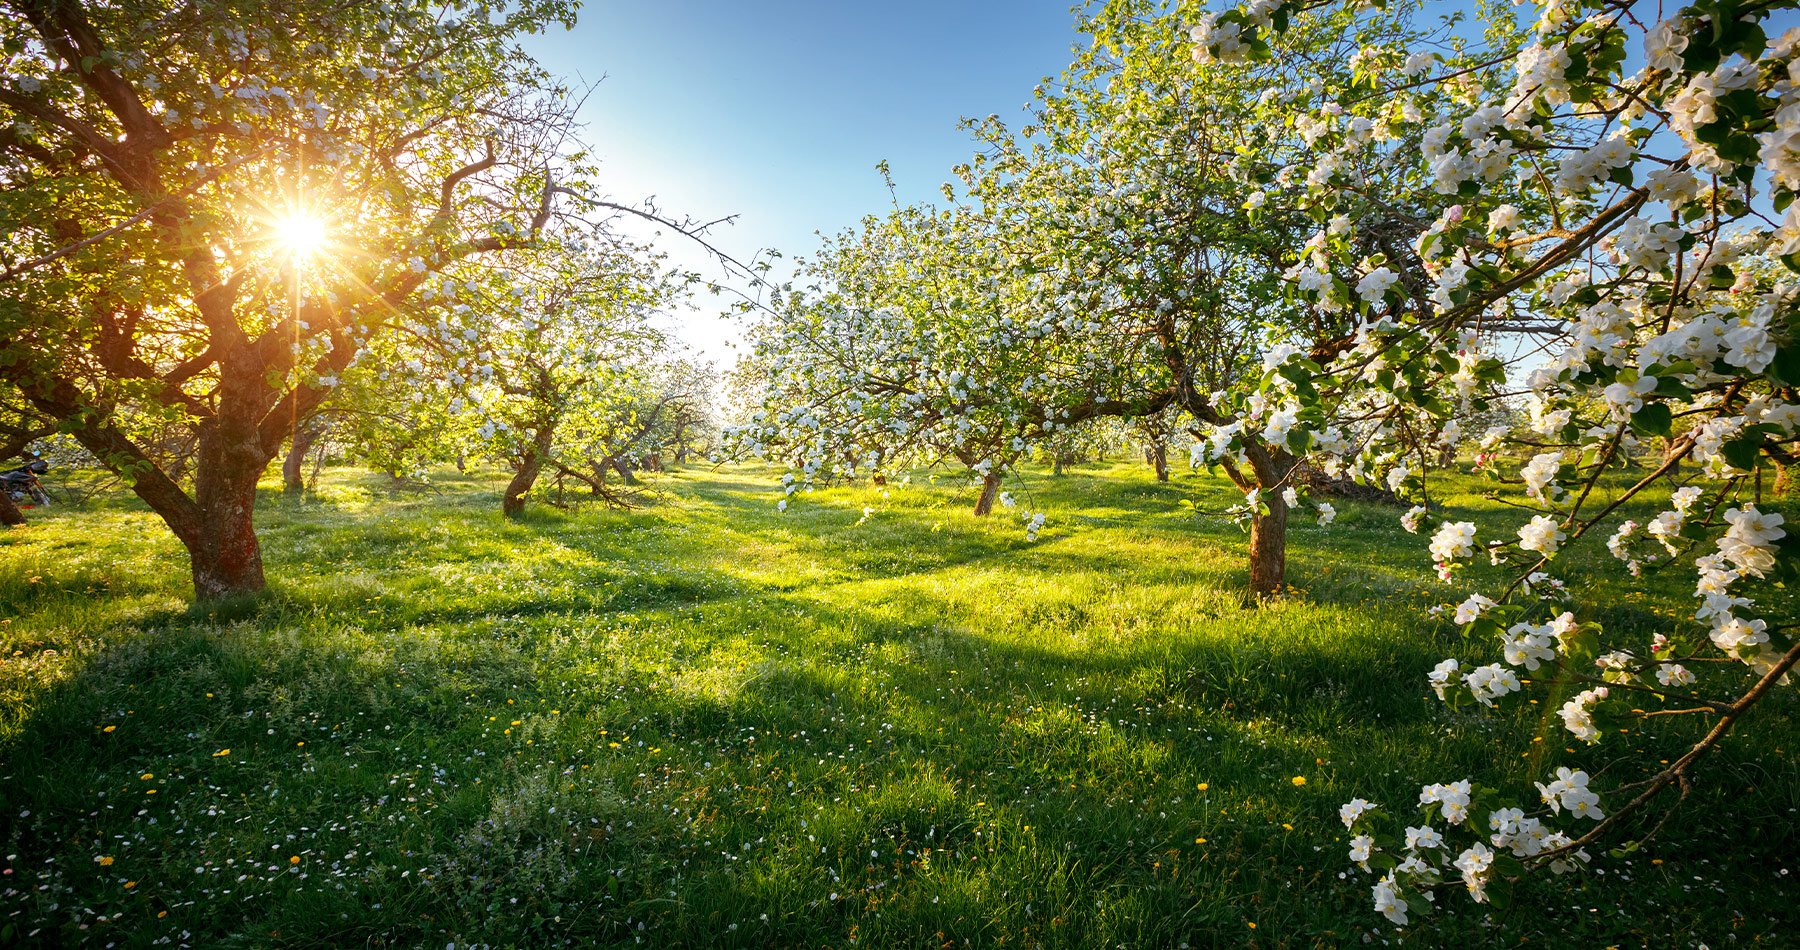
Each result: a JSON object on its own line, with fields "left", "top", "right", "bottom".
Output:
{"left": 0, "top": 470, "right": 1792, "bottom": 948}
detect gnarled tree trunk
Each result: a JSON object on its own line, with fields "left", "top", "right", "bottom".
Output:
{"left": 168, "top": 401, "right": 276, "bottom": 600}
{"left": 187, "top": 464, "right": 265, "bottom": 599}
{"left": 0, "top": 491, "right": 24, "bottom": 527}
{"left": 973, "top": 471, "right": 1003, "bottom": 516}
{"left": 1150, "top": 442, "right": 1169, "bottom": 481}
{"left": 281, "top": 422, "right": 322, "bottom": 493}
{"left": 503, "top": 423, "right": 557, "bottom": 519}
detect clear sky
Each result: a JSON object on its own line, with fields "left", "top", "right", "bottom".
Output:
{"left": 524, "top": 1, "right": 1088, "bottom": 365}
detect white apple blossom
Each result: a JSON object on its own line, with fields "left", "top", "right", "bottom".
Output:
{"left": 1517, "top": 515, "right": 1566, "bottom": 555}
{"left": 1428, "top": 521, "right": 1477, "bottom": 562}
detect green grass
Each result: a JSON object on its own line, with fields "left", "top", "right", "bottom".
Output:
{"left": 0, "top": 460, "right": 1793, "bottom": 949}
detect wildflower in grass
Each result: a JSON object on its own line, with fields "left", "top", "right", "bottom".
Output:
{"left": 97, "top": 856, "right": 113, "bottom": 866}
{"left": 1291, "top": 776, "right": 1306, "bottom": 787}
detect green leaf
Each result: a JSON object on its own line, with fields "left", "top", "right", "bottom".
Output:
{"left": 1631, "top": 402, "right": 1672, "bottom": 437}
{"left": 1767, "top": 346, "right": 1800, "bottom": 387}
{"left": 1564, "top": 626, "right": 1601, "bottom": 664}
{"left": 1720, "top": 437, "right": 1761, "bottom": 472}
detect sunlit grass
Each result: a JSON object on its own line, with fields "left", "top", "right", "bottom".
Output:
{"left": 0, "top": 461, "right": 1791, "bottom": 948}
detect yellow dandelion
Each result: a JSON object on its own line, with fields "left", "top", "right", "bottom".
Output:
{"left": 1197, "top": 782, "right": 1208, "bottom": 791}
{"left": 98, "top": 856, "right": 114, "bottom": 866}
{"left": 290, "top": 856, "right": 300, "bottom": 865}
{"left": 102, "top": 725, "right": 116, "bottom": 733}
{"left": 212, "top": 749, "right": 230, "bottom": 757}
{"left": 1291, "top": 776, "right": 1307, "bottom": 786}
{"left": 139, "top": 773, "right": 153, "bottom": 780}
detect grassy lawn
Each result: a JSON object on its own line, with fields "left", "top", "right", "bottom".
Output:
{"left": 0, "top": 461, "right": 1793, "bottom": 948}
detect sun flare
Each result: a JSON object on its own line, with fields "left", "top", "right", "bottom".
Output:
{"left": 273, "top": 214, "right": 328, "bottom": 258}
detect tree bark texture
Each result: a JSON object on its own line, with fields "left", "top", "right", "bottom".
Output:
{"left": 0, "top": 491, "right": 24, "bottom": 526}
{"left": 973, "top": 471, "right": 1003, "bottom": 516}
{"left": 502, "top": 423, "right": 556, "bottom": 518}
{"left": 1248, "top": 496, "right": 1288, "bottom": 598}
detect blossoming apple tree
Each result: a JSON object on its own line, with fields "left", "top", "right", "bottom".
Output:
{"left": 1189, "top": 0, "right": 1800, "bottom": 925}
{"left": 772, "top": 0, "right": 1519, "bottom": 595}
{"left": 726, "top": 200, "right": 1173, "bottom": 517}
{"left": 335, "top": 236, "right": 680, "bottom": 516}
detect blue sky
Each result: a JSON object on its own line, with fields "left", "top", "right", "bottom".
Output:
{"left": 524, "top": 0, "right": 1087, "bottom": 361}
